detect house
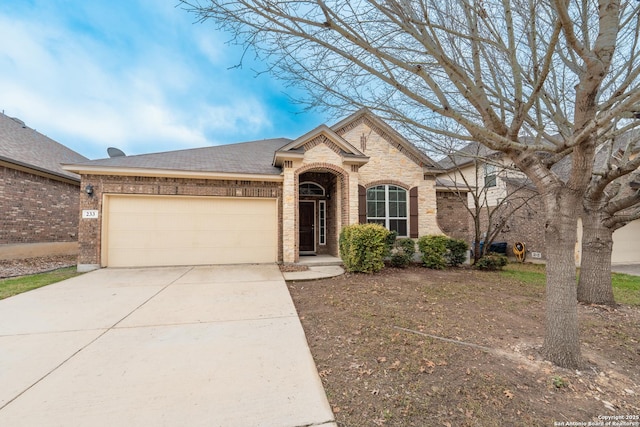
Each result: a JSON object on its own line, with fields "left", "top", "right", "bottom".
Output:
{"left": 434, "top": 141, "right": 546, "bottom": 260}
{"left": 0, "top": 112, "right": 88, "bottom": 259}
{"left": 436, "top": 140, "right": 640, "bottom": 265}
{"left": 63, "top": 110, "right": 444, "bottom": 271}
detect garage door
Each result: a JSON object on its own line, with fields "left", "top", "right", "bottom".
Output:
{"left": 102, "top": 195, "right": 278, "bottom": 267}
{"left": 612, "top": 219, "right": 640, "bottom": 264}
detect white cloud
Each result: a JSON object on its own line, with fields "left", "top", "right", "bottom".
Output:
{"left": 0, "top": 0, "right": 326, "bottom": 160}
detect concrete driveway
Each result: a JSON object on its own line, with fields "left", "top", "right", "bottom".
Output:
{"left": 0, "top": 265, "right": 335, "bottom": 427}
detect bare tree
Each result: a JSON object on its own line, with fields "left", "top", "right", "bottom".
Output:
{"left": 180, "top": 0, "right": 640, "bottom": 368}
{"left": 440, "top": 142, "right": 539, "bottom": 263}
{"left": 578, "top": 129, "right": 640, "bottom": 306}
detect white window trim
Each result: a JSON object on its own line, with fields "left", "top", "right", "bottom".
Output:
{"left": 319, "top": 200, "right": 326, "bottom": 246}
{"left": 366, "top": 185, "right": 408, "bottom": 237}
{"left": 299, "top": 181, "right": 325, "bottom": 196}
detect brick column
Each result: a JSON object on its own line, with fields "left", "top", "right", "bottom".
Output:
{"left": 282, "top": 168, "right": 297, "bottom": 263}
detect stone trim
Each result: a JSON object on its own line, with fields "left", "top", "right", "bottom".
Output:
{"left": 335, "top": 116, "right": 427, "bottom": 166}
{"left": 362, "top": 179, "right": 411, "bottom": 191}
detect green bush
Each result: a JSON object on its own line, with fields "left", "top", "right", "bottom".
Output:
{"left": 475, "top": 253, "right": 509, "bottom": 271}
{"left": 418, "top": 235, "right": 469, "bottom": 269}
{"left": 384, "top": 230, "right": 399, "bottom": 257}
{"left": 339, "top": 224, "right": 390, "bottom": 273}
{"left": 417, "top": 235, "right": 449, "bottom": 269}
{"left": 445, "top": 238, "right": 469, "bottom": 267}
{"left": 389, "top": 238, "right": 416, "bottom": 268}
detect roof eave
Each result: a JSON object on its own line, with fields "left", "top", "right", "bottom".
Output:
{"left": 272, "top": 151, "right": 305, "bottom": 167}
{"left": 61, "top": 164, "right": 284, "bottom": 182}
{"left": 1, "top": 157, "right": 80, "bottom": 184}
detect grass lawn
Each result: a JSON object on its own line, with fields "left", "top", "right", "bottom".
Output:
{"left": 0, "top": 267, "right": 82, "bottom": 300}
{"left": 502, "top": 262, "right": 640, "bottom": 306}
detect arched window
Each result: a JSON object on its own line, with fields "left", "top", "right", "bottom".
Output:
{"left": 366, "top": 185, "right": 408, "bottom": 236}
{"left": 299, "top": 182, "right": 325, "bottom": 196}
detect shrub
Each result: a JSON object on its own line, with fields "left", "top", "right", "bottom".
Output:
{"left": 339, "top": 224, "right": 390, "bottom": 273}
{"left": 445, "top": 238, "right": 469, "bottom": 267}
{"left": 417, "top": 235, "right": 449, "bottom": 269}
{"left": 384, "top": 230, "right": 399, "bottom": 257}
{"left": 475, "top": 253, "right": 509, "bottom": 271}
{"left": 389, "top": 238, "right": 416, "bottom": 268}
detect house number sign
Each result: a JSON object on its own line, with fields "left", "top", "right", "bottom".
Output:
{"left": 82, "top": 210, "right": 99, "bottom": 219}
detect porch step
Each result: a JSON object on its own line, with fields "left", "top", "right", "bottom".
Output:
{"left": 297, "top": 255, "right": 343, "bottom": 266}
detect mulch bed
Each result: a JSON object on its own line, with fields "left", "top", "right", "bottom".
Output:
{"left": 0, "top": 255, "right": 77, "bottom": 279}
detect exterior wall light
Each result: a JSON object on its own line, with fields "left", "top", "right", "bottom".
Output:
{"left": 85, "top": 184, "right": 94, "bottom": 197}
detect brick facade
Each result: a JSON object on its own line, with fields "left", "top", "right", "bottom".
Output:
{"left": 78, "top": 175, "right": 283, "bottom": 267}
{"left": 488, "top": 183, "right": 545, "bottom": 259}
{"left": 436, "top": 185, "right": 546, "bottom": 260}
{"left": 436, "top": 191, "right": 472, "bottom": 241}
{"left": 0, "top": 165, "right": 79, "bottom": 245}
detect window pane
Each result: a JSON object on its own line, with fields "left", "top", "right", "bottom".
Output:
{"left": 367, "top": 201, "right": 377, "bottom": 217}
{"left": 375, "top": 201, "right": 386, "bottom": 217}
{"left": 398, "top": 201, "right": 407, "bottom": 217}
{"left": 368, "top": 219, "right": 385, "bottom": 226}
{"left": 390, "top": 219, "right": 407, "bottom": 236}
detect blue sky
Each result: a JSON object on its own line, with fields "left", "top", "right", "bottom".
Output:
{"left": 0, "top": 0, "right": 328, "bottom": 159}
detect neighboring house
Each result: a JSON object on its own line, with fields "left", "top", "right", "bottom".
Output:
{"left": 0, "top": 112, "right": 88, "bottom": 259}
{"left": 436, "top": 139, "right": 640, "bottom": 265}
{"left": 435, "top": 142, "right": 546, "bottom": 260}
{"left": 63, "top": 110, "right": 444, "bottom": 271}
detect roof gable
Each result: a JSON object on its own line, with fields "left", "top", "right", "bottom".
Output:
{"left": 331, "top": 108, "right": 439, "bottom": 169}
{"left": 273, "top": 125, "right": 368, "bottom": 167}
{"left": 0, "top": 113, "right": 88, "bottom": 182}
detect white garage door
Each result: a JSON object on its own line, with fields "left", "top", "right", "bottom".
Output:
{"left": 612, "top": 219, "right": 640, "bottom": 264}
{"left": 102, "top": 195, "right": 278, "bottom": 267}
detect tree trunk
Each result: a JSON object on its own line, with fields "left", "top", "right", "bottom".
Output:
{"left": 577, "top": 208, "right": 616, "bottom": 306}
{"left": 541, "top": 189, "right": 582, "bottom": 369}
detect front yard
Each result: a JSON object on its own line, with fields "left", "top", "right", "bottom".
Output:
{"left": 288, "top": 263, "right": 640, "bottom": 426}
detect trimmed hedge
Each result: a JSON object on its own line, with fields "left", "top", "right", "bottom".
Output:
{"left": 339, "top": 224, "right": 390, "bottom": 273}
{"left": 417, "top": 235, "right": 449, "bottom": 269}
{"left": 445, "top": 238, "right": 469, "bottom": 267}
{"left": 417, "top": 235, "right": 469, "bottom": 269}
{"left": 475, "top": 253, "right": 509, "bottom": 270}
{"left": 389, "top": 238, "right": 416, "bottom": 268}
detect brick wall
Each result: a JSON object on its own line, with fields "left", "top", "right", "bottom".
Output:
{"left": 488, "top": 184, "right": 545, "bottom": 259}
{"left": 78, "top": 175, "right": 283, "bottom": 266}
{"left": 0, "top": 165, "right": 79, "bottom": 244}
{"left": 437, "top": 186, "right": 546, "bottom": 260}
{"left": 436, "top": 191, "right": 472, "bottom": 241}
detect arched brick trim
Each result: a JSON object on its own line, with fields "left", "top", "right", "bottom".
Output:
{"left": 363, "top": 180, "right": 411, "bottom": 191}
{"left": 294, "top": 163, "right": 350, "bottom": 257}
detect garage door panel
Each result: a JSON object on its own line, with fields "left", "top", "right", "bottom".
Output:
{"left": 104, "top": 196, "right": 278, "bottom": 267}
{"left": 612, "top": 219, "right": 640, "bottom": 264}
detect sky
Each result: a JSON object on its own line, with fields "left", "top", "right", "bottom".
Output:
{"left": 0, "top": 0, "right": 329, "bottom": 159}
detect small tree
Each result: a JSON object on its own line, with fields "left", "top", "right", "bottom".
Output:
{"left": 440, "top": 142, "right": 540, "bottom": 263}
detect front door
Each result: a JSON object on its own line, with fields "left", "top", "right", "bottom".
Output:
{"left": 299, "top": 201, "right": 315, "bottom": 253}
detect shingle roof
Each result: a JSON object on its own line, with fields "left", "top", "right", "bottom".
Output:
{"left": 437, "top": 141, "right": 499, "bottom": 170}
{"left": 67, "top": 138, "right": 292, "bottom": 176}
{"left": 0, "top": 113, "right": 88, "bottom": 181}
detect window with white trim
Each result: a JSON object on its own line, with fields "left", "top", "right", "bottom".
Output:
{"left": 299, "top": 182, "right": 325, "bottom": 196}
{"left": 319, "top": 200, "right": 326, "bottom": 245}
{"left": 484, "top": 164, "right": 497, "bottom": 188}
{"left": 366, "top": 185, "right": 408, "bottom": 236}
